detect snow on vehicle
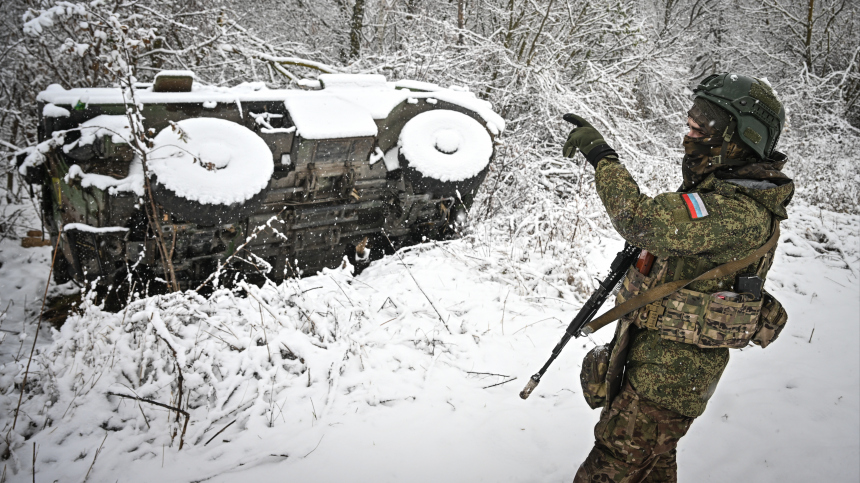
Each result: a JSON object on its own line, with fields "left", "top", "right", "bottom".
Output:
{"left": 19, "top": 72, "right": 505, "bottom": 291}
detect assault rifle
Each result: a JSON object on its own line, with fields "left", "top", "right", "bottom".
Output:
{"left": 519, "top": 244, "right": 642, "bottom": 399}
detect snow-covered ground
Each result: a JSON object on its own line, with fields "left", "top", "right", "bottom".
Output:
{"left": 0, "top": 203, "right": 857, "bottom": 482}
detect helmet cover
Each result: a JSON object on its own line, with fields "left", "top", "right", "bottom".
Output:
{"left": 692, "top": 73, "right": 785, "bottom": 159}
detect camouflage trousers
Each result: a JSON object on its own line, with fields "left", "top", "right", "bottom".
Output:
{"left": 573, "top": 382, "right": 694, "bottom": 483}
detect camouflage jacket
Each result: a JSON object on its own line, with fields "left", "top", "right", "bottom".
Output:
{"left": 594, "top": 158, "right": 794, "bottom": 418}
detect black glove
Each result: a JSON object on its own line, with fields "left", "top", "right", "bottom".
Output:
{"left": 562, "top": 113, "right": 618, "bottom": 168}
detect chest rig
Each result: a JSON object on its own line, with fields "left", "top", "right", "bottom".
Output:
{"left": 614, "top": 230, "right": 787, "bottom": 349}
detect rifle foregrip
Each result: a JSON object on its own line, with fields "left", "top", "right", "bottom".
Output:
{"left": 519, "top": 375, "right": 541, "bottom": 400}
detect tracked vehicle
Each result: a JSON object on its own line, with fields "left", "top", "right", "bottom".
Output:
{"left": 19, "top": 72, "right": 504, "bottom": 290}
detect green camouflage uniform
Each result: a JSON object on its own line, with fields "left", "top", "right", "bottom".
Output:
{"left": 574, "top": 157, "right": 794, "bottom": 483}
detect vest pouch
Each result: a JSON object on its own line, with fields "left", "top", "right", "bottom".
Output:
{"left": 615, "top": 266, "right": 651, "bottom": 306}
{"left": 580, "top": 344, "right": 611, "bottom": 409}
{"left": 699, "top": 294, "right": 762, "bottom": 348}
{"left": 639, "top": 289, "right": 768, "bottom": 349}
{"left": 657, "top": 288, "right": 708, "bottom": 345}
{"left": 751, "top": 290, "right": 788, "bottom": 348}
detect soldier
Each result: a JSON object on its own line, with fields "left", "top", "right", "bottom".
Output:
{"left": 562, "top": 73, "right": 794, "bottom": 482}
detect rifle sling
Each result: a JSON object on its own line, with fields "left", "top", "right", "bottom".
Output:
{"left": 582, "top": 224, "right": 780, "bottom": 335}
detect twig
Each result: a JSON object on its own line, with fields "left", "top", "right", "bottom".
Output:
{"left": 107, "top": 391, "right": 188, "bottom": 414}
{"left": 254, "top": 288, "right": 317, "bottom": 335}
{"left": 808, "top": 327, "right": 815, "bottom": 343}
{"left": 0, "top": 299, "right": 12, "bottom": 321}
{"left": 107, "top": 392, "right": 189, "bottom": 450}
{"left": 152, "top": 330, "right": 185, "bottom": 425}
{"left": 378, "top": 297, "right": 397, "bottom": 311}
{"left": 31, "top": 442, "right": 35, "bottom": 483}
{"left": 512, "top": 317, "right": 562, "bottom": 334}
{"left": 138, "top": 402, "right": 151, "bottom": 429}
{"left": 258, "top": 303, "right": 272, "bottom": 363}
{"left": 501, "top": 289, "right": 510, "bottom": 335}
{"left": 824, "top": 276, "right": 846, "bottom": 288}
{"left": 381, "top": 232, "right": 450, "bottom": 334}
{"left": 201, "top": 330, "right": 240, "bottom": 351}
{"left": 13, "top": 230, "right": 62, "bottom": 430}
{"left": 193, "top": 209, "right": 287, "bottom": 292}
{"left": 483, "top": 377, "right": 517, "bottom": 389}
{"left": 303, "top": 435, "right": 325, "bottom": 458}
{"left": 349, "top": 277, "right": 378, "bottom": 292}
{"left": 466, "top": 371, "right": 511, "bottom": 377}
{"left": 204, "top": 419, "right": 236, "bottom": 446}
{"left": 243, "top": 287, "right": 290, "bottom": 330}
{"left": 122, "top": 78, "right": 179, "bottom": 293}
{"left": 82, "top": 432, "right": 108, "bottom": 483}
{"left": 327, "top": 275, "right": 354, "bottom": 306}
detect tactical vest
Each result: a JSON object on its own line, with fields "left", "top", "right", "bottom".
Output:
{"left": 614, "top": 245, "right": 787, "bottom": 349}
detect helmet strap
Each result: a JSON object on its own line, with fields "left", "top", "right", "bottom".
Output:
{"left": 711, "top": 120, "right": 745, "bottom": 167}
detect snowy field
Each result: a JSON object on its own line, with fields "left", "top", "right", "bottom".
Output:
{"left": 0, "top": 203, "right": 857, "bottom": 482}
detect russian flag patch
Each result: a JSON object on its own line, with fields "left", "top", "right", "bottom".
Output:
{"left": 681, "top": 193, "right": 709, "bottom": 219}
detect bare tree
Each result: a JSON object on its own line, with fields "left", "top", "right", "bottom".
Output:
{"left": 350, "top": 0, "right": 367, "bottom": 59}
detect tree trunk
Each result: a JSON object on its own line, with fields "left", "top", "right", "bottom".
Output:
{"left": 406, "top": 0, "right": 419, "bottom": 20}
{"left": 140, "top": 156, "right": 180, "bottom": 293}
{"left": 350, "top": 0, "right": 366, "bottom": 59}
{"left": 458, "top": 0, "right": 465, "bottom": 45}
{"left": 805, "top": 0, "right": 815, "bottom": 72}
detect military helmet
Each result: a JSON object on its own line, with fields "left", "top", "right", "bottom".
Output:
{"left": 692, "top": 73, "right": 785, "bottom": 159}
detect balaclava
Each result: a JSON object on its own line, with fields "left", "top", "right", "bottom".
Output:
{"left": 682, "top": 98, "right": 757, "bottom": 189}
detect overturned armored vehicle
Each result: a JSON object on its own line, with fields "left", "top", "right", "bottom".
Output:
{"left": 20, "top": 72, "right": 504, "bottom": 291}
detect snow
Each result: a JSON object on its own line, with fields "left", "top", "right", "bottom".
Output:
{"left": 42, "top": 103, "right": 70, "bottom": 117}
{"left": 394, "top": 80, "right": 443, "bottom": 92}
{"left": 262, "top": 126, "right": 296, "bottom": 135}
{"left": 759, "top": 77, "right": 780, "bottom": 98}
{"left": 66, "top": 158, "right": 145, "bottom": 196}
{"left": 434, "top": 129, "right": 461, "bottom": 153}
{"left": 399, "top": 110, "right": 493, "bottom": 182}
{"left": 17, "top": 132, "right": 65, "bottom": 174}
{"left": 22, "top": 3, "right": 87, "bottom": 36}
{"left": 297, "top": 79, "right": 322, "bottom": 89}
{"left": 0, "top": 203, "right": 857, "bottom": 482}
{"left": 62, "top": 114, "right": 133, "bottom": 153}
{"left": 147, "top": 118, "right": 274, "bottom": 205}
{"left": 319, "top": 74, "right": 387, "bottom": 89}
{"left": 249, "top": 111, "right": 296, "bottom": 134}
{"left": 71, "top": 42, "right": 89, "bottom": 57}
{"left": 36, "top": 75, "right": 506, "bottom": 138}
{"left": 284, "top": 94, "right": 378, "bottom": 139}
{"left": 64, "top": 223, "right": 129, "bottom": 233}
{"left": 369, "top": 147, "right": 384, "bottom": 165}
{"left": 383, "top": 146, "right": 401, "bottom": 171}
{"left": 154, "top": 70, "right": 196, "bottom": 79}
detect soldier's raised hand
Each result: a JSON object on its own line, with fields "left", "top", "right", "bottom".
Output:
{"left": 562, "top": 113, "right": 617, "bottom": 168}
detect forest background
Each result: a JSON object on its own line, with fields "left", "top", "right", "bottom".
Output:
{"left": 0, "top": 0, "right": 858, "bottom": 248}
